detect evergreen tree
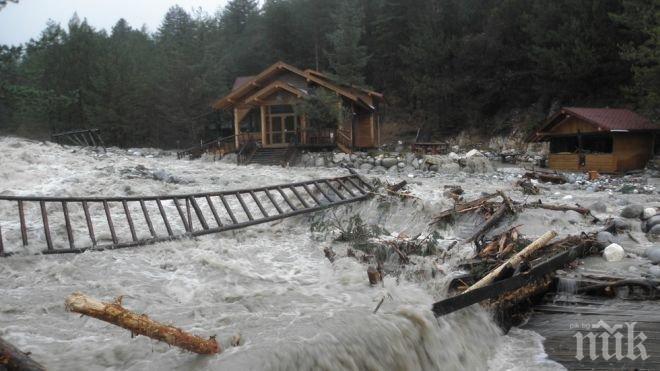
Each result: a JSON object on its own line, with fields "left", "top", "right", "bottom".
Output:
{"left": 611, "top": 0, "right": 660, "bottom": 119}
{"left": 326, "top": 0, "right": 369, "bottom": 85}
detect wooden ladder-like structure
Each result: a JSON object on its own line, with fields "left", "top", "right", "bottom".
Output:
{"left": 0, "top": 173, "right": 372, "bottom": 256}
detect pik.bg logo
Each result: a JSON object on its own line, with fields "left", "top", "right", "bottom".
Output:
{"left": 573, "top": 320, "right": 649, "bottom": 361}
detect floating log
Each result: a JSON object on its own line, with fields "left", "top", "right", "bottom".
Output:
{"left": 464, "top": 203, "right": 510, "bottom": 243}
{"left": 65, "top": 293, "right": 220, "bottom": 355}
{"left": 523, "top": 170, "right": 567, "bottom": 184}
{"left": 522, "top": 202, "right": 590, "bottom": 215}
{"left": 0, "top": 337, "right": 46, "bottom": 371}
{"left": 465, "top": 231, "right": 557, "bottom": 292}
{"left": 386, "top": 180, "right": 407, "bottom": 193}
{"left": 431, "top": 192, "right": 500, "bottom": 224}
{"left": 367, "top": 266, "right": 382, "bottom": 285}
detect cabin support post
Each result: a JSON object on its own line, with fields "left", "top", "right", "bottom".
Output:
{"left": 260, "top": 105, "right": 267, "bottom": 146}
{"left": 233, "top": 107, "right": 240, "bottom": 148}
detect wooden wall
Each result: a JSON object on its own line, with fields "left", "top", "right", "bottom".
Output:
{"left": 552, "top": 117, "right": 600, "bottom": 134}
{"left": 613, "top": 133, "right": 654, "bottom": 172}
{"left": 355, "top": 114, "right": 374, "bottom": 148}
{"left": 548, "top": 154, "right": 580, "bottom": 171}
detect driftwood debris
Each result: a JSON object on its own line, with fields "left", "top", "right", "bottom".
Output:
{"left": 477, "top": 226, "right": 521, "bottom": 258}
{"left": 433, "top": 238, "right": 595, "bottom": 316}
{"left": 466, "top": 231, "right": 557, "bottom": 292}
{"left": 65, "top": 293, "right": 220, "bottom": 355}
{"left": 367, "top": 266, "right": 382, "bottom": 285}
{"left": 517, "top": 178, "right": 540, "bottom": 195}
{"left": 523, "top": 170, "right": 567, "bottom": 184}
{"left": 522, "top": 200, "right": 599, "bottom": 222}
{"left": 465, "top": 192, "right": 516, "bottom": 244}
{"left": 383, "top": 180, "right": 418, "bottom": 200}
{"left": 0, "top": 337, "right": 46, "bottom": 371}
{"left": 432, "top": 192, "right": 501, "bottom": 225}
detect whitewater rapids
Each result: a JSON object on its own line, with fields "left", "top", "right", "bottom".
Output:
{"left": 7, "top": 136, "right": 654, "bottom": 370}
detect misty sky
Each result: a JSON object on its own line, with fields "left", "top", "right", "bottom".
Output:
{"left": 0, "top": 0, "right": 228, "bottom": 46}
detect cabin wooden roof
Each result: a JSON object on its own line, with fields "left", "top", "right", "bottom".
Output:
{"left": 528, "top": 107, "right": 659, "bottom": 142}
{"left": 213, "top": 61, "right": 383, "bottom": 110}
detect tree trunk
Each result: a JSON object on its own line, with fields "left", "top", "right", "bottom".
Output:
{"left": 0, "top": 337, "right": 46, "bottom": 371}
{"left": 65, "top": 293, "right": 220, "bottom": 355}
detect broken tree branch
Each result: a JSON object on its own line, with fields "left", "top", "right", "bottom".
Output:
{"left": 0, "top": 337, "right": 46, "bottom": 371}
{"left": 65, "top": 293, "right": 220, "bottom": 355}
{"left": 522, "top": 202, "right": 590, "bottom": 215}
{"left": 465, "top": 230, "right": 557, "bottom": 292}
{"left": 465, "top": 203, "right": 509, "bottom": 243}
{"left": 431, "top": 192, "right": 500, "bottom": 225}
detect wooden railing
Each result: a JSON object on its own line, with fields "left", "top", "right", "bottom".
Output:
{"left": 336, "top": 127, "right": 352, "bottom": 153}
{"left": 298, "top": 128, "right": 336, "bottom": 146}
{"left": 177, "top": 134, "right": 236, "bottom": 160}
{"left": 237, "top": 140, "right": 258, "bottom": 165}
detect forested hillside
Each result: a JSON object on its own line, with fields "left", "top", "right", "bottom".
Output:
{"left": 0, "top": 0, "right": 658, "bottom": 148}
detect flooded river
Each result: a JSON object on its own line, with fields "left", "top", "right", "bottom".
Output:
{"left": 1, "top": 136, "right": 656, "bottom": 370}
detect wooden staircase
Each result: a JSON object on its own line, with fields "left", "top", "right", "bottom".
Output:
{"left": 248, "top": 147, "right": 290, "bottom": 166}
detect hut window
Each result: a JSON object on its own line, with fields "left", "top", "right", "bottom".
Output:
{"left": 239, "top": 108, "right": 261, "bottom": 133}
{"left": 550, "top": 137, "right": 578, "bottom": 153}
{"left": 581, "top": 135, "right": 612, "bottom": 153}
{"left": 269, "top": 105, "right": 294, "bottom": 114}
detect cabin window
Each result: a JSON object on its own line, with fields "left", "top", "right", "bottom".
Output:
{"left": 581, "top": 135, "right": 612, "bottom": 153}
{"left": 550, "top": 137, "right": 578, "bottom": 153}
{"left": 269, "top": 105, "right": 294, "bottom": 114}
{"left": 239, "top": 109, "right": 261, "bottom": 133}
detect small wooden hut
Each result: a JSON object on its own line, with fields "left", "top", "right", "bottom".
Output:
{"left": 527, "top": 107, "right": 658, "bottom": 173}
{"left": 212, "top": 61, "right": 383, "bottom": 153}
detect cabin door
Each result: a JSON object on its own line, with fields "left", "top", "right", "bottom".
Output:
{"left": 266, "top": 105, "right": 299, "bottom": 146}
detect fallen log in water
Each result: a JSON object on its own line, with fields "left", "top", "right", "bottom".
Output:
{"left": 464, "top": 202, "right": 511, "bottom": 243}
{"left": 523, "top": 170, "right": 567, "bottom": 184}
{"left": 0, "top": 337, "right": 46, "bottom": 371}
{"left": 65, "top": 293, "right": 220, "bottom": 355}
{"left": 431, "top": 192, "right": 500, "bottom": 224}
{"left": 432, "top": 238, "right": 595, "bottom": 317}
{"left": 466, "top": 231, "right": 557, "bottom": 292}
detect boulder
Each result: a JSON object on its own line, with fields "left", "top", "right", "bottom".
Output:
{"left": 440, "top": 162, "right": 460, "bottom": 173}
{"left": 646, "top": 246, "right": 660, "bottom": 264}
{"left": 588, "top": 201, "right": 608, "bottom": 213}
{"left": 402, "top": 165, "right": 415, "bottom": 173}
{"left": 465, "top": 149, "right": 484, "bottom": 158}
{"left": 645, "top": 215, "right": 660, "bottom": 232}
{"left": 333, "top": 153, "right": 348, "bottom": 163}
{"left": 397, "top": 162, "right": 406, "bottom": 169}
{"left": 643, "top": 207, "right": 657, "bottom": 220}
{"left": 448, "top": 152, "right": 461, "bottom": 161}
{"left": 648, "top": 224, "right": 660, "bottom": 241}
{"left": 603, "top": 243, "right": 625, "bottom": 262}
{"left": 463, "top": 156, "right": 494, "bottom": 173}
{"left": 404, "top": 152, "right": 416, "bottom": 164}
{"left": 596, "top": 231, "right": 615, "bottom": 246}
{"left": 620, "top": 204, "right": 644, "bottom": 219}
{"left": 381, "top": 157, "right": 398, "bottom": 169}
{"left": 359, "top": 163, "right": 373, "bottom": 171}
{"left": 649, "top": 265, "right": 660, "bottom": 278}
{"left": 611, "top": 218, "right": 631, "bottom": 231}
{"left": 371, "top": 166, "right": 386, "bottom": 173}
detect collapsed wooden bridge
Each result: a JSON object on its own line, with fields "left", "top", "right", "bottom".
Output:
{"left": 51, "top": 128, "right": 106, "bottom": 149}
{"left": 0, "top": 173, "right": 372, "bottom": 256}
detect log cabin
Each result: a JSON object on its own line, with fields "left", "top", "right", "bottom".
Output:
{"left": 528, "top": 107, "right": 659, "bottom": 173}
{"left": 212, "top": 61, "right": 383, "bottom": 155}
